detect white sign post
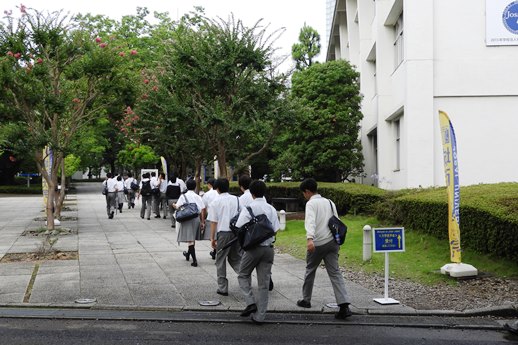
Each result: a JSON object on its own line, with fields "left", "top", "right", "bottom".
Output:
{"left": 373, "top": 227, "right": 405, "bottom": 305}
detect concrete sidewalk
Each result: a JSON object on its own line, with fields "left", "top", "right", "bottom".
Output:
{"left": 0, "top": 183, "right": 512, "bottom": 319}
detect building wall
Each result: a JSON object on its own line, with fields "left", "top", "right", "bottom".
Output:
{"left": 327, "top": 0, "right": 518, "bottom": 189}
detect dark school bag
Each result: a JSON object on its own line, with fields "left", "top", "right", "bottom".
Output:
{"left": 229, "top": 196, "right": 241, "bottom": 235}
{"left": 327, "top": 200, "right": 347, "bottom": 245}
{"left": 130, "top": 180, "right": 139, "bottom": 191}
{"left": 166, "top": 183, "right": 182, "bottom": 200}
{"left": 238, "top": 206, "right": 276, "bottom": 251}
{"left": 140, "top": 180, "right": 152, "bottom": 196}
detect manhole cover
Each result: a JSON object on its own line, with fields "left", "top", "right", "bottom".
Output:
{"left": 198, "top": 300, "right": 220, "bottom": 306}
{"left": 325, "top": 303, "right": 338, "bottom": 308}
{"left": 75, "top": 298, "right": 97, "bottom": 304}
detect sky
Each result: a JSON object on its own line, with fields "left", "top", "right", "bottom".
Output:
{"left": 2, "top": 0, "right": 327, "bottom": 72}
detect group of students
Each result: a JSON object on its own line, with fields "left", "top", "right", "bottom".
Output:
{"left": 102, "top": 172, "right": 138, "bottom": 219}
{"left": 103, "top": 173, "right": 352, "bottom": 324}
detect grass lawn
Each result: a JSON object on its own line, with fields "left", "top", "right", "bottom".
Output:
{"left": 275, "top": 215, "right": 518, "bottom": 285}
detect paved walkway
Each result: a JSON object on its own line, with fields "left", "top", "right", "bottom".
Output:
{"left": 0, "top": 183, "right": 418, "bottom": 315}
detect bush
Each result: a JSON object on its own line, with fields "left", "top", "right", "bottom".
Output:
{"left": 0, "top": 185, "right": 42, "bottom": 194}
{"left": 375, "top": 183, "right": 518, "bottom": 262}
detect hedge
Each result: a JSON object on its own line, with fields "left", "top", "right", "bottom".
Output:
{"left": 0, "top": 185, "right": 42, "bottom": 194}
{"left": 375, "top": 183, "right": 518, "bottom": 262}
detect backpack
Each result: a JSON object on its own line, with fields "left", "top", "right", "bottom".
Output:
{"left": 130, "top": 180, "right": 139, "bottom": 191}
{"left": 166, "top": 184, "right": 181, "bottom": 200}
{"left": 140, "top": 180, "right": 152, "bottom": 196}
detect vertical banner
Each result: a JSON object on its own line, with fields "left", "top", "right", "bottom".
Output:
{"left": 438, "top": 111, "right": 462, "bottom": 263}
{"left": 42, "top": 146, "right": 53, "bottom": 206}
{"left": 160, "top": 156, "right": 168, "bottom": 181}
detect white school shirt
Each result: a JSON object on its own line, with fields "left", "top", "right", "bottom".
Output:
{"left": 115, "top": 180, "right": 124, "bottom": 192}
{"left": 124, "top": 177, "right": 135, "bottom": 190}
{"left": 167, "top": 178, "right": 187, "bottom": 193}
{"left": 106, "top": 178, "right": 117, "bottom": 193}
{"left": 304, "top": 194, "right": 336, "bottom": 246}
{"left": 207, "top": 192, "right": 240, "bottom": 232}
{"left": 235, "top": 197, "right": 280, "bottom": 246}
{"left": 158, "top": 178, "right": 168, "bottom": 193}
{"left": 176, "top": 190, "right": 205, "bottom": 213}
{"left": 150, "top": 176, "right": 159, "bottom": 189}
{"left": 139, "top": 178, "right": 150, "bottom": 190}
{"left": 238, "top": 189, "right": 254, "bottom": 208}
{"left": 202, "top": 188, "right": 219, "bottom": 211}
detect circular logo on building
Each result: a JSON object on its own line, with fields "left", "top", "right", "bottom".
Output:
{"left": 503, "top": 1, "right": 518, "bottom": 34}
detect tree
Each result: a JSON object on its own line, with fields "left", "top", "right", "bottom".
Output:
{"left": 0, "top": 6, "right": 136, "bottom": 228}
{"left": 272, "top": 60, "right": 364, "bottom": 182}
{"left": 143, "top": 12, "right": 289, "bottom": 179}
{"left": 291, "top": 24, "right": 321, "bottom": 71}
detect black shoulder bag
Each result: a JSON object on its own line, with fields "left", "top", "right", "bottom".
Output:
{"left": 328, "top": 200, "right": 347, "bottom": 245}
{"left": 239, "top": 206, "right": 276, "bottom": 251}
{"left": 175, "top": 194, "right": 199, "bottom": 222}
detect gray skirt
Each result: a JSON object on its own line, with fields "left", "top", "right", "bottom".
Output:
{"left": 199, "top": 220, "right": 212, "bottom": 241}
{"left": 177, "top": 217, "right": 201, "bottom": 243}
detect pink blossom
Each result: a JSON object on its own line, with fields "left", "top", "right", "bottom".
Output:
{"left": 143, "top": 79, "right": 149, "bottom": 84}
{"left": 6, "top": 51, "right": 13, "bottom": 57}
{"left": 99, "top": 43, "right": 107, "bottom": 48}
{"left": 72, "top": 98, "right": 80, "bottom": 103}
{"left": 118, "top": 51, "right": 125, "bottom": 57}
{"left": 152, "top": 85, "right": 158, "bottom": 92}
{"left": 36, "top": 57, "right": 43, "bottom": 64}
{"left": 14, "top": 52, "right": 21, "bottom": 59}
{"left": 95, "top": 37, "right": 102, "bottom": 43}
{"left": 130, "top": 50, "right": 137, "bottom": 55}
{"left": 19, "top": 4, "right": 26, "bottom": 14}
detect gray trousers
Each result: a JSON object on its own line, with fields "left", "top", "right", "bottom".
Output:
{"left": 302, "top": 239, "right": 350, "bottom": 305}
{"left": 158, "top": 192, "right": 168, "bottom": 217}
{"left": 215, "top": 232, "right": 242, "bottom": 294}
{"left": 106, "top": 192, "right": 117, "bottom": 216}
{"left": 127, "top": 191, "right": 136, "bottom": 207}
{"left": 140, "top": 195, "right": 152, "bottom": 219}
{"left": 238, "top": 246, "right": 274, "bottom": 322}
{"left": 152, "top": 194, "right": 160, "bottom": 215}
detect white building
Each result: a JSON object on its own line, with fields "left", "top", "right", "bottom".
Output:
{"left": 326, "top": 0, "right": 518, "bottom": 190}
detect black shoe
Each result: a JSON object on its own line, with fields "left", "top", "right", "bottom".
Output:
{"left": 240, "top": 303, "right": 257, "bottom": 317}
{"left": 147, "top": 218, "right": 151, "bottom": 220}
{"left": 335, "top": 304, "right": 353, "bottom": 319}
{"left": 209, "top": 250, "right": 216, "bottom": 260}
{"left": 109, "top": 211, "right": 114, "bottom": 219}
{"left": 183, "top": 251, "right": 190, "bottom": 261}
{"left": 163, "top": 216, "right": 166, "bottom": 219}
{"left": 154, "top": 215, "right": 161, "bottom": 218}
{"left": 296, "top": 299, "right": 311, "bottom": 308}
{"left": 269, "top": 278, "right": 274, "bottom": 291}
{"left": 216, "top": 290, "right": 228, "bottom": 296}
{"left": 141, "top": 216, "right": 144, "bottom": 219}
{"left": 251, "top": 316, "right": 263, "bottom": 325}
{"left": 191, "top": 261, "right": 198, "bottom": 267}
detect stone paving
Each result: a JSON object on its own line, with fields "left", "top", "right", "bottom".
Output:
{"left": 0, "top": 183, "right": 407, "bottom": 315}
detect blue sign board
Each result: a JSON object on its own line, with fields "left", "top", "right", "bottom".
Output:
{"left": 373, "top": 227, "right": 405, "bottom": 253}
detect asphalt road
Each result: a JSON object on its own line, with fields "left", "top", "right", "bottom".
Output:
{"left": 0, "top": 314, "right": 516, "bottom": 345}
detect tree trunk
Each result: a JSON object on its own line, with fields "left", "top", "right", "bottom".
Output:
{"left": 194, "top": 158, "right": 202, "bottom": 194}
{"left": 217, "top": 140, "right": 228, "bottom": 179}
{"left": 54, "top": 159, "right": 66, "bottom": 219}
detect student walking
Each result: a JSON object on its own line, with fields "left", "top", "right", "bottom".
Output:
{"left": 124, "top": 172, "right": 137, "bottom": 209}
{"left": 202, "top": 178, "right": 219, "bottom": 259}
{"left": 173, "top": 179, "right": 205, "bottom": 267}
{"left": 115, "top": 175, "right": 125, "bottom": 213}
{"left": 104, "top": 173, "right": 117, "bottom": 219}
{"left": 166, "top": 172, "right": 186, "bottom": 228}
{"left": 156, "top": 172, "right": 168, "bottom": 219}
{"left": 235, "top": 180, "right": 280, "bottom": 324}
{"left": 138, "top": 173, "right": 153, "bottom": 220}
{"left": 208, "top": 178, "right": 242, "bottom": 296}
{"left": 238, "top": 175, "right": 253, "bottom": 207}
{"left": 296, "top": 178, "right": 352, "bottom": 319}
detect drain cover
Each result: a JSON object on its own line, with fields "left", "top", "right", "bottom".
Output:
{"left": 75, "top": 298, "right": 97, "bottom": 304}
{"left": 325, "top": 303, "right": 338, "bottom": 308}
{"left": 198, "top": 300, "right": 221, "bottom": 306}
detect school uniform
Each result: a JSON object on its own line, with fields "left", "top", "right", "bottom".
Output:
{"left": 105, "top": 178, "right": 117, "bottom": 218}
{"left": 167, "top": 179, "right": 184, "bottom": 226}
{"left": 115, "top": 179, "right": 124, "bottom": 212}
{"left": 238, "top": 189, "right": 254, "bottom": 208}
{"left": 202, "top": 188, "right": 219, "bottom": 240}
{"left": 139, "top": 178, "right": 152, "bottom": 219}
{"left": 124, "top": 177, "right": 136, "bottom": 208}
{"left": 157, "top": 178, "right": 168, "bottom": 218}
{"left": 175, "top": 191, "right": 205, "bottom": 242}
{"left": 300, "top": 194, "right": 350, "bottom": 306}
{"left": 235, "top": 197, "right": 280, "bottom": 322}
{"left": 207, "top": 192, "right": 242, "bottom": 295}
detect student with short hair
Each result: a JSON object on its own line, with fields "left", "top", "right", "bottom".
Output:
{"left": 235, "top": 180, "right": 280, "bottom": 324}
{"left": 138, "top": 173, "right": 153, "bottom": 220}
{"left": 238, "top": 175, "right": 253, "bottom": 207}
{"left": 208, "top": 178, "right": 242, "bottom": 296}
{"left": 124, "top": 172, "right": 137, "bottom": 209}
{"left": 104, "top": 173, "right": 117, "bottom": 219}
{"left": 297, "top": 178, "right": 352, "bottom": 319}
{"left": 202, "top": 178, "right": 219, "bottom": 253}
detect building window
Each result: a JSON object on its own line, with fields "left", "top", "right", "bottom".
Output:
{"left": 394, "top": 119, "right": 400, "bottom": 171}
{"left": 394, "top": 13, "right": 404, "bottom": 69}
